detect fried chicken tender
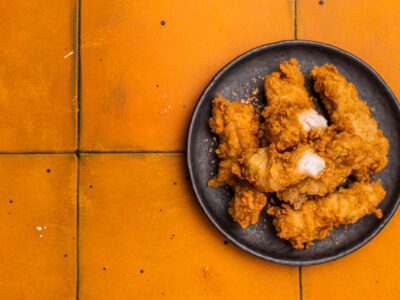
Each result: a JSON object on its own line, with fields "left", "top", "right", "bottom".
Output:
{"left": 278, "top": 65, "right": 389, "bottom": 204}
{"left": 208, "top": 160, "right": 239, "bottom": 187}
{"left": 239, "top": 144, "right": 325, "bottom": 193}
{"left": 310, "top": 64, "right": 389, "bottom": 178}
{"left": 208, "top": 95, "right": 266, "bottom": 228}
{"left": 229, "top": 182, "right": 267, "bottom": 228}
{"left": 261, "top": 59, "right": 327, "bottom": 150}
{"left": 208, "top": 95, "right": 260, "bottom": 187}
{"left": 310, "top": 65, "right": 370, "bottom": 124}
{"left": 207, "top": 60, "right": 389, "bottom": 241}
{"left": 268, "top": 181, "right": 385, "bottom": 248}
{"left": 264, "top": 59, "right": 313, "bottom": 109}
{"left": 278, "top": 130, "right": 365, "bottom": 205}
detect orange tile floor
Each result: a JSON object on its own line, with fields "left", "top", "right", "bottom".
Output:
{"left": 1, "top": 0, "right": 399, "bottom": 299}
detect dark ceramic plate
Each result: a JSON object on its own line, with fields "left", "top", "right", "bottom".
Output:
{"left": 187, "top": 40, "right": 400, "bottom": 265}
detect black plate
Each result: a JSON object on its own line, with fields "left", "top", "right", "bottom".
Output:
{"left": 187, "top": 40, "right": 400, "bottom": 265}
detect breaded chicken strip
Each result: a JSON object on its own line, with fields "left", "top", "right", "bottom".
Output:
{"left": 208, "top": 95, "right": 266, "bottom": 228}
{"left": 310, "top": 65, "right": 370, "bottom": 123}
{"left": 261, "top": 59, "right": 327, "bottom": 150}
{"left": 209, "top": 94, "right": 260, "bottom": 159}
{"left": 278, "top": 130, "right": 366, "bottom": 205}
{"left": 264, "top": 59, "right": 313, "bottom": 109}
{"left": 278, "top": 65, "right": 389, "bottom": 204}
{"left": 208, "top": 95, "right": 260, "bottom": 186}
{"left": 268, "top": 181, "right": 385, "bottom": 248}
{"left": 239, "top": 144, "right": 325, "bottom": 194}
{"left": 229, "top": 182, "right": 267, "bottom": 228}
{"left": 310, "top": 64, "right": 389, "bottom": 178}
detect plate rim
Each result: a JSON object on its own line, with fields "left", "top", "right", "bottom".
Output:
{"left": 186, "top": 39, "right": 400, "bottom": 266}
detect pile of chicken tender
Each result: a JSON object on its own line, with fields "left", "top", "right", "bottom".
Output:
{"left": 208, "top": 58, "right": 389, "bottom": 249}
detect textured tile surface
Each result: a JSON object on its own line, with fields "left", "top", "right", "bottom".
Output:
{"left": 0, "top": 155, "right": 76, "bottom": 299}
{"left": 78, "top": 154, "right": 299, "bottom": 299}
{"left": 0, "top": 1, "right": 76, "bottom": 151}
{"left": 80, "top": 0, "right": 294, "bottom": 151}
{"left": 302, "top": 210, "right": 400, "bottom": 300}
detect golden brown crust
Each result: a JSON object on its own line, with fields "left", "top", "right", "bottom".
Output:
{"left": 264, "top": 59, "right": 313, "bottom": 109}
{"left": 208, "top": 95, "right": 266, "bottom": 228}
{"left": 228, "top": 182, "right": 267, "bottom": 228}
{"left": 239, "top": 144, "right": 320, "bottom": 193}
{"left": 209, "top": 95, "right": 259, "bottom": 160}
{"left": 208, "top": 95, "right": 260, "bottom": 187}
{"left": 268, "top": 181, "right": 385, "bottom": 248}
{"left": 260, "top": 59, "right": 325, "bottom": 151}
{"left": 207, "top": 60, "right": 389, "bottom": 245}
{"left": 310, "top": 64, "right": 389, "bottom": 175}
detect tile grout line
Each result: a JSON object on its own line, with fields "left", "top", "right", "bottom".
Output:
{"left": 76, "top": 4, "right": 81, "bottom": 151}
{"left": 0, "top": 150, "right": 185, "bottom": 155}
{"left": 80, "top": 150, "right": 185, "bottom": 154}
{"left": 0, "top": 151, "right": 75, "bottom": 155}
{"left": 75, "top": 0, "right": 81, "bottom": 298}
{"left": 294, "top": 0, "right": 298, "bottom": 39}
{"left": 299, "top": 266, "right": 303, "bottom": 300}
{"left": 75, "top": 152, "right": 80, "bottom": 300}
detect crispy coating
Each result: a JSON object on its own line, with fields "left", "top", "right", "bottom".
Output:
{"left": 268, "top": 181, "right": 385, "bottom": 248}
{"left": 208, "top": 95, "right": 265, "bottom": 228}
{"left": 310, "top": 64, "right": 370, "bottom": 123}
{"left": 261, "top": 59, "right": 327, "bottom": 150}
{"left": 209, "top": 95, "right": 259, "bottom": 160}
{"left": 278, "top": 65, "right": 389, "bottom": 204}
{"left": 207, "top": 60, "right": 389, "bottom": 243}
{"left": 208, "top": 95, "right": 260, "bottom": 187}
{"left": 239, "top": 144, "right": 324, "bottom": 193}
{"left": 264, "top": 58, "right": 313, "bottom": 109}
{"left": 310, "top": 64, "right": 389, "bottom": 178}
{"left": 277, "top": 130, "right": 365, "bottom": 204}
{"left": 261, "top": 106, "right": 327, "bottom": 151}
{"left": 229, "top": 182, "right": 267, "bottom": 228}
{"left": 208, "top": 159, "right": 239, "bottom": 187}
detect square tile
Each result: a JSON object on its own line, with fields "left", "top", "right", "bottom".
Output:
{"left": 80, "top": 0, "right": 294, "bottom": 151}
{"left": 79, "top": 153, "right": 299, "bottom": 299}
{"left": 0, "top": 154, "right": 77, "bottom": 299}
{"left": 298, "top": 0, "right": 400, "bottom": 99}
{"left": 302, "top": 210, "right": 400, "bottom": 300}
{"left": 0, "top": 1, "right": 76, "bottom": 151}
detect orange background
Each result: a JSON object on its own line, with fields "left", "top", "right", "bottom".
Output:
{"left": 0, "top": 0, "right": 399, "bottom": 299}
